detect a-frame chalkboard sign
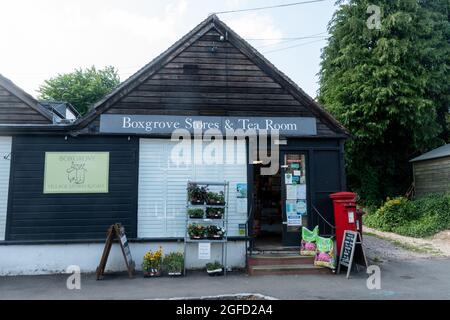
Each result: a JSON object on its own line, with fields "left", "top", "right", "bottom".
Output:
{"left": 96, "top": 223, "right": 135, "bottom": 280}
{"left": 337, "top": 230, "right": 368, "bottom": 279}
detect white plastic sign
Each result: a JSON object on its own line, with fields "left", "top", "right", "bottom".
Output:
{"left": 198, "top": 242, "right": 211, "bottom": 260}
{"left": 348, "top": 211, "right": 355, "bottom": 223}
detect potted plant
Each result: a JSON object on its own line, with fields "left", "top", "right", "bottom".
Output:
{"left": 206, "top": 261, "right": 224, "bottom": 276}
{"left": 163, "top": 252, "right": 184, "bottom": 276}
{"left": 188, "top": 223, "right": 206, "bottom": 239}
{"left": 188, "top": 208, "right": 204, "bottom": 219}
{"left": 188, "top": 183, "right": 208, "bottom": 205}
{"left": 206, "top": 207, "right": 224, "bottom": 219}
{"left": 142, "top": 246, "right": 163, "bottom": 277}
{"left": 206, "top": 191, "right": 225, "bottom": 205}
{"left": 206, "top": 225, "right": 225, "bottom": 240}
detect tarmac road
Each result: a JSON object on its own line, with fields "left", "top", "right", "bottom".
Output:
{"left": 0, "top": 256, "right": 449, "bottom": 300}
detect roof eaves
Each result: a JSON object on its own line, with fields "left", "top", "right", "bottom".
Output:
{"left": 410, "top": 144, "right": 450, "bottom": 163}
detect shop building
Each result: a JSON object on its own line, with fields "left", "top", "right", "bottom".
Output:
{"left": 0, "top": 15, "right": 348, "bottom": 275}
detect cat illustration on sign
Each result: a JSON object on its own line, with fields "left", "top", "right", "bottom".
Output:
{"left": 66, "top": 162, "right": 87, "bottom": 184}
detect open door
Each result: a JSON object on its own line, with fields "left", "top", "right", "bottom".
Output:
{"left": 280, "top": 152, "right": 308, "bottom": 247}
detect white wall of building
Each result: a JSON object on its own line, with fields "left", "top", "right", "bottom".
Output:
{"left": 0, "top": 136, "right": 12, "bottom": 241}
{"left": 0, "top": 241, "right": 246, "bottom": 276}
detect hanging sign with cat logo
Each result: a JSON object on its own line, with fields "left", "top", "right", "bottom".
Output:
{"left": 43, "top": 152, "right": 109, "bottom": 193}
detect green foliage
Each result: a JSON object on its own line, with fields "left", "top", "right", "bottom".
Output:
{"left": 188, "top": 208, "right": 204, "bottom": 218}
{"left": 187, "top": 223, "right": 206, "bottom": 238}
{"left": 206, "top": 191, "right": 225, "bottom": 205}
{"left": 205, "top": 207, "right": 224, "bottom": 219}
{"left": 206, "top": 225, "right": 225, "bottom": 238}
{"left": 319, "top": 0, "right": 450, "bottom": 204}
{"left": 206, "top": 261, "right": 223, "bottom": 271}
{"left": 38, "top": 66, "right": 120, "bottom": 115}
{"left": 364, "top": 193, "right": 450, "bottom": 237}
{"left": 188, "top": 183, "right": 208, "bottom": 204}
{"left": 162, "top": 252, "right": 184, "bottom": 273}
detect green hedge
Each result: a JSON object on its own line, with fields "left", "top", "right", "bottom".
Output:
{"left": 364, "top": 193, "right": 450, "bottom": 238}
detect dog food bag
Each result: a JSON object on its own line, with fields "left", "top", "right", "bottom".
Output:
{"left": 300, "top": 226, "right": 319, "bottom": 256}
{"left": 314, "top": 236, "right": 336, "bottom": 270}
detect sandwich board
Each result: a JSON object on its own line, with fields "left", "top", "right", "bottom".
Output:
{"left": 96, "top": 223, "right": 135, "bottom": 280}
{"left": 337, "top": 230, "right": 368, "bottom": 278}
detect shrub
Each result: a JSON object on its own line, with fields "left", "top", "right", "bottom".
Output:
{"left": 364, "top": 193, "right": 450, "bottom": 238}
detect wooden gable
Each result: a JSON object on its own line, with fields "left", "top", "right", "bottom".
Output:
{"left": 0, "top": 74, "right": 52, "bottom": 125}
{"left": 77, "top": 15, "right": 347, "bottom": 137}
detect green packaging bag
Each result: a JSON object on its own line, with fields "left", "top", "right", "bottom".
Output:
{"left": 314, "top": 236, "right": 336, "bottom": 269}
{"left": 300, "top": 226, "right": 319, "bottom": 256}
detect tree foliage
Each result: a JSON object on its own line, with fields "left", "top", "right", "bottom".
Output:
{"left": 38, "top": 66, "right": 120, "bottom": 115}
{"left": 319, "top": 0, "right": 450, "bottom": 204}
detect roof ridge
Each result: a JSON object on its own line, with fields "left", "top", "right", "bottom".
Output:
{"left": 73, "top": 14, "right": 348, "bottom": 136}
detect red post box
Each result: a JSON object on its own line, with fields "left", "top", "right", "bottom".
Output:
{"left": 330, "top": 192, "right": 362, "bottom": 256}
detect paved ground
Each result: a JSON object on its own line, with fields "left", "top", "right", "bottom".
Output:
{"left": 1, "top": 235, "right": 449, "bottom": 300}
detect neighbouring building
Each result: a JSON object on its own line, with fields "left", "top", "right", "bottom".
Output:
{"left": 410, "top": 144, "right": 450, "bottom": 197}
{"left": 0, "top": 15, "right": 348, "bottom": 275}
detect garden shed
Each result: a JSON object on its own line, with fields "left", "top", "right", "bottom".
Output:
{"left": 410, "top": 144, "right": 450, "bottom": 197}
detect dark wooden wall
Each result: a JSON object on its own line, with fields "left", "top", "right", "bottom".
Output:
{"left": 0, "top": 85, "right": 51, "bottom": 125}
{"left": 414, "top": 157, "right": 450, "bottom": 197}
{"left": 87, "top": 30, "right": 336, "bottom": 136}
{"left": 6, "top": 135, "right": 138, "bottom": 241}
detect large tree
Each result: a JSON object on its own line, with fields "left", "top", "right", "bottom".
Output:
{"left": 319, "top": 0, "right": 450, "bottom": 204}
{"left": 38, "top": 66, "right": 120, "bottom": 115}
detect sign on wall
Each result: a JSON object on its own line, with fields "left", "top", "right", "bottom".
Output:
{"left": 43, "top": 152, "right": 109, "bottom": 194}
{"left": 99, "top": 115, "right": 317, "bottom": 136}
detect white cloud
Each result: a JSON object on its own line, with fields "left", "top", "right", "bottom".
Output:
{"left": 0, "top": 0, "right": 284, "bottom": 97}
{"left": 0, "top": 0, "right": 190, "bottom": 96}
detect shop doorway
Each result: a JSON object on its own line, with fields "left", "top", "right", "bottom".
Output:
{"left": 251, "top": 164, "right": 282, "bottom": 249}
{"left": 250, "top": 151, "right": 308, "bottom": 249}
{"left": 280, "top": 152, "right": 308, "bottom": 246}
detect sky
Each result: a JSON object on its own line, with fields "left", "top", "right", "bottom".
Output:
{"left": 0, "top": 0, "right": 338, "bottom": 99}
